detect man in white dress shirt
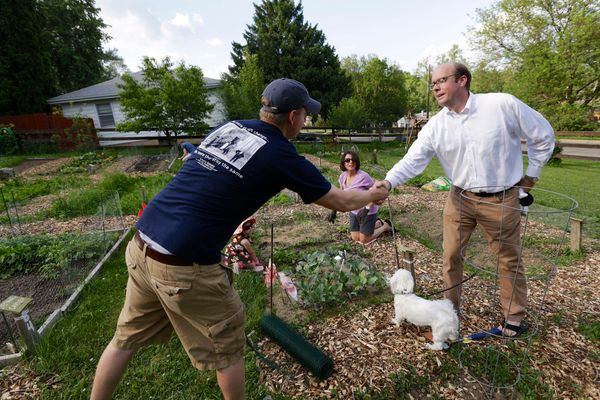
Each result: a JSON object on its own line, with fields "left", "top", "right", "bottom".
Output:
{"left": 381, "top": 63, "right": 555, "bottom": 336}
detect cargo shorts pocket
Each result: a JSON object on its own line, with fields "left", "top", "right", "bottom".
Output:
{"left": 151, "top": 277, "right": 192, "bottom": 297}
{"left": 208, "top": 306, "right": 245, "bottom": 354}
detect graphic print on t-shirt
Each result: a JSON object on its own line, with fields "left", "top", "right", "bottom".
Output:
{"left": 200, "top": 122, "right": 266, "bottom": 170}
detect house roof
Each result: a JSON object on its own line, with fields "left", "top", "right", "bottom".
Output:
{"left": 47, "top": 71, "right": 221, "bottom": 104}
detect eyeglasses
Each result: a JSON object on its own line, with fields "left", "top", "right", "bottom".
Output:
{"left": 344, "top": 158, "right": 355, "bottom": 163}
{"left": 429, "top": 73, "right": 460, "bottom": 90}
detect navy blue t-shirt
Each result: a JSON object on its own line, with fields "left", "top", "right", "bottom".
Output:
{"left": 136, "top": 120, "right": 332, "bottom": 265}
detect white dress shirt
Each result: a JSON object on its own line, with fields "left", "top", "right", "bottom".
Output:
{"left": 385, "top": 92, "right": 555, "bottom": 192}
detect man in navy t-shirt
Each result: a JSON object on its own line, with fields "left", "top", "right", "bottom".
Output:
{"left": 91, "top": 78, "right": 389, "bottom": 400}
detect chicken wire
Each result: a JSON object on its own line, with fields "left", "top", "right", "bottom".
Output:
{"left": 0, "top": 190, "right": 127, "bottom": 355}
{"left": 455, "top": 187, "right": 578, "bottom": 398}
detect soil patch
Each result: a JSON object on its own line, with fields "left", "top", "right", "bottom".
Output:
{"left": 126, "top": 155, "right": 170, "bottom": 173}
{"left": 0, "top": 215, "right": 136, "bottom": 238}
{"left": 247, "top": 179, "right": 599, "bottom": 398}
{"left": 13, "top": 158, "right": 72, "bottom": 178}
{"left": 0, "top": 260, "right": 93, "bottom": 356}
{"left": 103, "top": 155, "right": 145, "bottom": 174}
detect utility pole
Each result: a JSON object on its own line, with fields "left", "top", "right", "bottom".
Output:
{"left": 426, "top": 64, "right": 431, "bottom": 120}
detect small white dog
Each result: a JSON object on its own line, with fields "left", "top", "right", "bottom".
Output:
{"left": 389, "top": 269, "right": 459, "bottom": 350}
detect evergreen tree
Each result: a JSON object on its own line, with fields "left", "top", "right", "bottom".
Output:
{"left": 229, "top": 0, "right": 351, "bottom": 118}
{"left": 43, "top": 0, "right": 111, "bottom": 94}
{"left": 0, "top": 0, "right": 56, "bottom": 115}
{"left": 0, "top": 0, "right": 118, "bottom": 116}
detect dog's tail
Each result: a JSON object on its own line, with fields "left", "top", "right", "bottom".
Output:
{"left": 441, "top": 299, "right": 460, "bottom": 326}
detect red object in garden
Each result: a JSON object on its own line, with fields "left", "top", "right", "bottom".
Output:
{"left": 137, "top": 202, "right": 147, "bottom": 218}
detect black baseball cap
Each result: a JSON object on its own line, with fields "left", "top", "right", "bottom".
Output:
{"left": 261, "top": 78, "right": 321, "bottom": 114}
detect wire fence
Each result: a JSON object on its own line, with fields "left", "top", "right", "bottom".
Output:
{"left": 0, "top": 146, "right": 181, "bottom": 358}
{"left": 0, "top": 190, "right": 127, "bottom": 356}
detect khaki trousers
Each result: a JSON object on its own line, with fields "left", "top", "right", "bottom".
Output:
{"left": 442, "top": 186, "right": 527, "bottom": 323}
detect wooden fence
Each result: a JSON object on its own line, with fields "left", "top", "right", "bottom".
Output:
{"left": 0, "top": 114, "right": 99, "bottom": 151}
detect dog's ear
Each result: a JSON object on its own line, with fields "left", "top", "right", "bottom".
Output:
{"left": 406, "top": 275, "right": 414, "bottom": 293}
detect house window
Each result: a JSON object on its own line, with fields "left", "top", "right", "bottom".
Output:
{"left": 96, "top": 103, "right": 115, "bottom": 127}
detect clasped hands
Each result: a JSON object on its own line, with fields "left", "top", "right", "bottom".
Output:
{"left": 369, "top": 179, "right": 392, "bottom": 205}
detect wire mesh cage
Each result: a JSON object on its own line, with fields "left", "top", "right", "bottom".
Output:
{"left": 0, "top": 190, "right": 127, "bottom": 355}
{"left": 455, "top": 186, "right": 578, "bottom": 397}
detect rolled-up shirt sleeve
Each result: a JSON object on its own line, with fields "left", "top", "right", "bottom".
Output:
{"left": 513, "top": 96, "right": 555, "bottom": 178}
{"left": 384, "top": 127, "right": 437, "bottom": 188}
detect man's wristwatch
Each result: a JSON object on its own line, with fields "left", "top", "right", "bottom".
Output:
{"left": 524, "top": 175, "right": 538, "bottom": 183}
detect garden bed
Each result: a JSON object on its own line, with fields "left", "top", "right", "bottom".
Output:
{"left": 250, "top": 189, "right": 599, "bottom": 398}
{"left": 1, "top": 151, "right": 598, "bottom": 398}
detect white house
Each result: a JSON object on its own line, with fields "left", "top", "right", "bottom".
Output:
{"left": 47, "top": 72, "right": 227, "bottom": 146}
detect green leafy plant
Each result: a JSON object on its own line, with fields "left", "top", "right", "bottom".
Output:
{"left": 292, "top": 248, "right": 387, "bottom": 308}
{"left": 58, "top": 151, "right": 116, "bottom": 174}
{"left": 0, "top": 125, "right": 19, "bottom": 155}
{"left": 0, "top": 232, "right": 118, "bottom": 279}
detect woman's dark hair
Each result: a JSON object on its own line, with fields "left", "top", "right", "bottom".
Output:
{"left": 339, "top": 151, "right": 360, "bottom": 171}
{"left": 242, "top": 221, "right": 254, "bottom": 230}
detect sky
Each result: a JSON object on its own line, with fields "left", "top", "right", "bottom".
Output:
{"left": 95, "top": 0, "right": 498, "bottom": 79}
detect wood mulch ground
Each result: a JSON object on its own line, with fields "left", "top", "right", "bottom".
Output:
{"left": 1, "top": 154, "right": 598, "bottom": 399}
{"left": 253, "top": 189, "right": 600, "bottom": 399}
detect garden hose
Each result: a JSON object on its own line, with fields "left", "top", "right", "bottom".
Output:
{"left": 260, "top": 314, "right": 334, "bottom": 380}
{"left": 260, "top": 223, "right": 334, "bottom": 380}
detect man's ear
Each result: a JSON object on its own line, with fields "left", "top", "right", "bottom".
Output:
{"left": 288, "top": 109, "right": 299, "bottom": 124}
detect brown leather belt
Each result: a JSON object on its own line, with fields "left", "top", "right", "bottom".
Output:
{"left": 461, "top": 185, "right": 517, "bottom": 198}
{"left": 134, "top": 231, "right": 193, "bottom": 266}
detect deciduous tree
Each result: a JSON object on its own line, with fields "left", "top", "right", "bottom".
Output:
{"left": 469, "top": 0, "right": 599, "bottom": 129}
{"left": 221, "top": 51, "right": 265, "bottom": 120}
{"left": 118, "top": 57, "right": 213, "bottom": 143}
{"left": 328, "top": 98, "right": 368, "bottom": 131}
{"left": 340, "top": 55, "right": 408, "bottom": 127}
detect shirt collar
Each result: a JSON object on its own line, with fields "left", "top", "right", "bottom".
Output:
{"left": 443, "top": 91, "right": 474, "bottom": 116}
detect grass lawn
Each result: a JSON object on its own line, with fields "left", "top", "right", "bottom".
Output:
{"left": 297, "top": 141, "right": 600, "bottom": 238}
{"left": 3, "top": 142, "right": 599, "bottom": 398}
{"left": 27, "top": 231, "right": 272, "bottom": 399}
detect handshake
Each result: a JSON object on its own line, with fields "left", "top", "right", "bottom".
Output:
{"left": 368, "top": 179, "right": 393, "bottom": 205}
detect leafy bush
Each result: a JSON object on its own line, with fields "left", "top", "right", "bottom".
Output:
{"left": 0, "top": 125, "right": 19, "bottom": 155}
{"left": 46, "top": 174, "right": 135, "bottom": 219}
{"left": 291, "top": 248, "right": 387, "bottom": 308}
{"left": 0, "top": 232, "right": 117, "bottom": 279}
{"left": 546, "top": 145, "right": 562, "bottom": 166}
{"left": 59, "top": 151, "right": 116, "bottom": 174}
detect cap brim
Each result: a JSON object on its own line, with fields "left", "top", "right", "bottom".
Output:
{"left": 306, "top": 98, "right": 321, "bottom": 114}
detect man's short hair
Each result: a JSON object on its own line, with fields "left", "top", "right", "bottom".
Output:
{"left": 453, "top": 63, "right": 472, "bottom": 90}
{"left": 260, "top": 97, "right": 288, "bottom": 125}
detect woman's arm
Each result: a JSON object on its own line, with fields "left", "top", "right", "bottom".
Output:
{"left": 240, "top": 238, "right": 260, "bottom": 265}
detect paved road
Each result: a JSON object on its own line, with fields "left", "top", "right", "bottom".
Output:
{"left": 523, "top": 139, "right": 600, "bottom": 161}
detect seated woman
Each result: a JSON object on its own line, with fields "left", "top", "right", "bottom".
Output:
{"left": 338, "top": 151, "right": 391, "bottom": 244}
{"left": 225, "top": 217, "right": 263, "bottom": 272}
